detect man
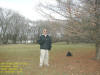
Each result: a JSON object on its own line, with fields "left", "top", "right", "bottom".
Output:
{"left": 37, "top": 29, "right": 52, "bottom": 67}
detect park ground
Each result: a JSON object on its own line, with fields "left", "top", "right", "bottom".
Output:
{"left": 0, "top": 42, "right": 100, "bottom": 75}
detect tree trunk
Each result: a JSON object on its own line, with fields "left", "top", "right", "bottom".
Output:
{"left": 96, "top": 43, "right": 100, "bottom": 59}
{"left": 95, "top": 0, "right": 100, "bottom": 60}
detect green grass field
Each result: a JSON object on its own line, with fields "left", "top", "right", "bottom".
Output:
{"left": 0, "top": 43, "right": 100, "bottom": 75}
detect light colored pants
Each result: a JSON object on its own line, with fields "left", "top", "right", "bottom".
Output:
{"left": 40, "top": 49, "right": 49, "bottom": 66}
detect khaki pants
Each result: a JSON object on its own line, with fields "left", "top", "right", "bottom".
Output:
{"left": 40, "top": 49, "right": 49, "bottom": 66}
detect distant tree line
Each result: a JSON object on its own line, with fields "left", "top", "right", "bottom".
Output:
{"left": 0, "top": 4, "right": 99, "bottom": 44}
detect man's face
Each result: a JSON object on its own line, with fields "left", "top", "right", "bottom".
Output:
{"left": 43, "top": 29, "right": 47, "bottom": 35}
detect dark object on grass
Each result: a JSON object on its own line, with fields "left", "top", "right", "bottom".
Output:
{"left": 66, "top": 51, "right": 72, "bottom": 56}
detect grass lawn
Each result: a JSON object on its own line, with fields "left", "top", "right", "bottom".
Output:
{"left": 0, "top": 43, "right": 100, "bottom": 75}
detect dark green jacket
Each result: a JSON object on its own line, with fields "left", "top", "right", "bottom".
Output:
{"left": 37, "top": 35, "right": 52, "bottom": 50}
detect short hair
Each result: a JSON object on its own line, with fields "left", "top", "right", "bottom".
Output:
{"left": 43, "top": 29, "right": 47, "bottom": 32}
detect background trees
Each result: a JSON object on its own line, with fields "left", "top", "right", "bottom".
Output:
{"left": 0, "top": 8, "right": 64, "bottom": 44}
{"left": 0, "top": 8, "right": 31, "bottom": 44}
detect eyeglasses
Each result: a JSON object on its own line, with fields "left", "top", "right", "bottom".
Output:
{"left": 44, "top": 31, "right": 47, "bottom": 32}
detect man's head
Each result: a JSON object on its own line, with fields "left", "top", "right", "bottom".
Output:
{"left": 43, "top": 29, "right": 47, "bottom": 35}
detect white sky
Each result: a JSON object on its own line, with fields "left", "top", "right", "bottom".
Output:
{"left": 0, "top": 0, "right": 60, "bottom": 21}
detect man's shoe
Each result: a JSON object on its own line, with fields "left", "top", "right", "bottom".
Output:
{"left": 39, "top": 64, "right": 43, "bottom": 67}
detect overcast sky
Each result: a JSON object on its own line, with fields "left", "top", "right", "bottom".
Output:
{"left": 0, "top": 0, "right": 59, "bottom": 21}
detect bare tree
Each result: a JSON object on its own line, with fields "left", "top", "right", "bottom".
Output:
{"left": 0, "top": 8, "right": 31, "bottom": 44}
{"left": 37, "top": 0, "right": 100, "bottom": 59}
